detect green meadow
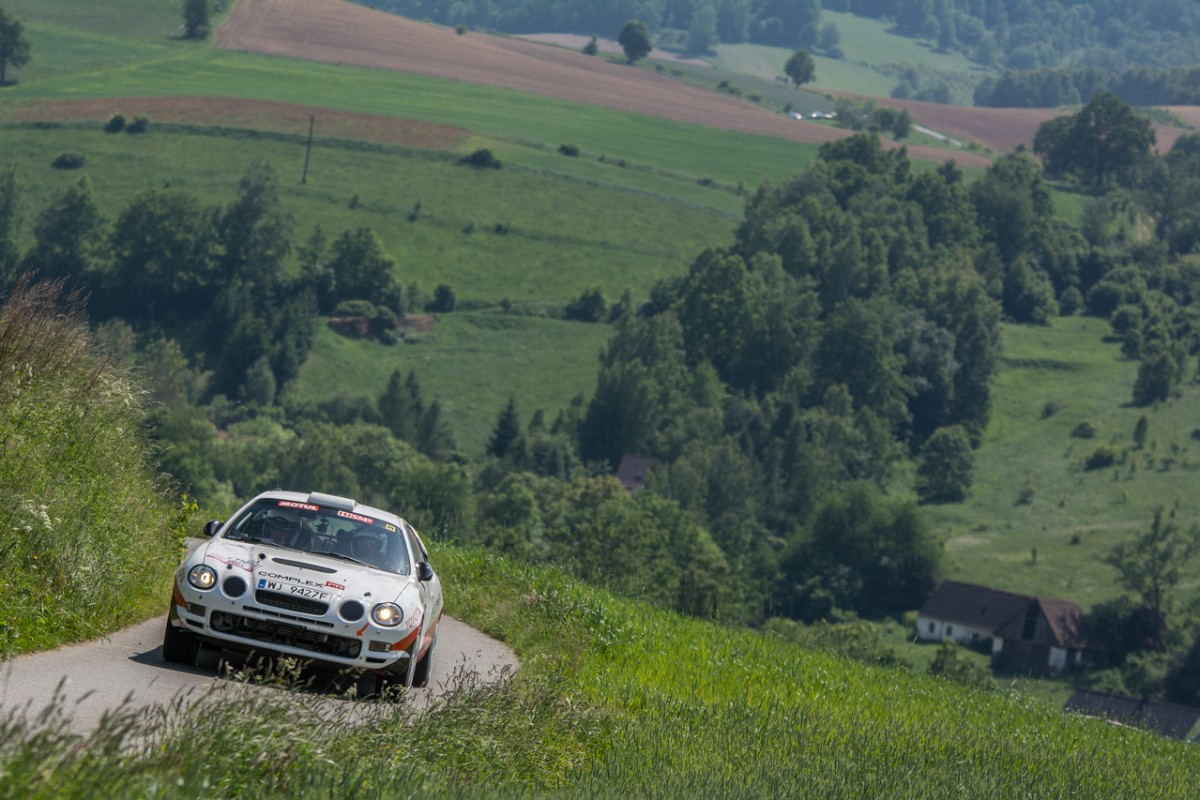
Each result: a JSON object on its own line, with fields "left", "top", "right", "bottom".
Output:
{"left": 7, "top": 546, "right": 1199, "bottom": 798}
{"left": 925, "top": 315, "right": 1200, "bottom": 611}
{"left": 292, "top": 313, "right": 613, "bottom": 455}
{"left": 708, "top": 10, "right": 993, "bottom": 101}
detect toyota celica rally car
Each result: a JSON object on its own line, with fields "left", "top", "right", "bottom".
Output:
{"left": 163, "top": 490, "right": 443, "bottom": 692}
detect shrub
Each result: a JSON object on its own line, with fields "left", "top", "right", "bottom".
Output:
{"left": 1071, "top": 421, "right": 1097, "bottom": 439}
{"left": 455, "top": 23, "right": 467, "bottom": 35}
{"left": 333, "top": 299, "right": 377, "bottom": 318}
{"left": 1084, "top": 445, "right": 1120, "bottom": 470}
{"left": 103, "top": 114, "right": 126, "bottom": 133}
{"left": 427, "top": 283, "right": 457, "bottom": 313}
{"left": 458, "top": 149, "right": 501, "bottom": 169}
{"left": 369, "top": 305, "right": 397, "bottom": 338}
{"left": 51, "top": 152, "right": 85, "bottom": 170}
{"left": 558, "top": 144, "right": 580, "bottom": 157}
{"left": 126, "top": 116, "right": 150, "bottom": 134}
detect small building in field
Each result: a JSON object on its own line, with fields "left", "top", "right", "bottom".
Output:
{"left": 1064, "top": 689, "right": 1200, "bottom": 740}
{"left": 615, "top": 454, "right": 660, "bottom": 492}
{"left": 993, "top": 596, "right": 1089, "bottom": 675}
{"left": 916, "top": 580, "right": 1090, "bottom": 676}
{"left": 916, "top": 580, "right": 1031, "bottom": 653}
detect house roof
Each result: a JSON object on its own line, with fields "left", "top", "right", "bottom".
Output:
{"left": 615, "top": 454, "right": 660, "bottom": 492}
{"left": 1064, "top": 689, "right": 1200, "bottom": 740}
{"left": 1036, "top": 597, "right": 1089, "bottom": 649}
{"left": 918, "top": 580, "right": 1033, "bottom": 632}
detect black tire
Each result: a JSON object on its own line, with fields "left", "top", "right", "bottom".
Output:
{"left": 412, "top": 631, "right": 437, "bottom": 688}
{"left": 162, "top": 617, "right": 201, "bottom": 665}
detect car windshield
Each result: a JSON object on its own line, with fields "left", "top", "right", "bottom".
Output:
{"left": 222, "top": 499, "right": 412, "bottom": 575}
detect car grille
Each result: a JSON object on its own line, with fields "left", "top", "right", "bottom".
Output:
{"left": 254, "top": 589, "right": 329, "bottom": 616}
{"left": 209, "top": 611, "right": 361, "bottom": 658}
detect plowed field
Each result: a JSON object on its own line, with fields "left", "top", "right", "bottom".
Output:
{"left": 2, "top": 96, "right": 471, "bottom": 150}
{"left": 214, "top": 0, "right": 994, "bottom": 168}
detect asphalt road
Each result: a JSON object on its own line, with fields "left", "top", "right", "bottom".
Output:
{"left": 0, "top": 615, "right": 518, "bottom": 734}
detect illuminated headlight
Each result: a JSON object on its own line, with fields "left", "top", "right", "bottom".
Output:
{"left": 371, "top": 602, "right": 403, "bottom": 627}
{"left": 187, "top": 565, "right": 217, "bottom": 590}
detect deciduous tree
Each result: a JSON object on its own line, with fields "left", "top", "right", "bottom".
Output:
{"left": 0, "top": 8, "right": 31, "bottom": 85}
{"left": 183, "top": 0, "right": 211, "bottom": 40}
{"left": 784, "top": 48, "right": 815, "bottom": 87}
{"left": 618, "top": 20, "right": 653, "bottom": 64}
{"left": 1104, "top": 510, "right": 1200, "bottom": 641}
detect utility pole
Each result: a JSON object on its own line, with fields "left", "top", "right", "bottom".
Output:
{"left": 301, "top": 114, "right": 315, "bottom": 184}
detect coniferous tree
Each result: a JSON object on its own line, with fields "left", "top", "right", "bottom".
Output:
{"left": 487, "top": 397, "right": 521, "bottom": 459}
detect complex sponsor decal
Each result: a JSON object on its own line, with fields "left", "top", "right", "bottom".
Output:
{"left": 257, "top": 571, "right": 330, "bottom": 589}
{"left": 210, "top": 555, "right": 256, "bottom": 572}
{"left": 278, "top": 501, "right": 319, "bottom": 511}
{"left": 337, "top": 510, "right": 374, "bottom": 525}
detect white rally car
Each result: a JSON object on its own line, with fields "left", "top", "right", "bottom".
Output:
{"left": 163, "top": 490, "right": 443, "bottom": 692}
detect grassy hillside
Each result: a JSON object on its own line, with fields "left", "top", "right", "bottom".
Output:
{"left": 293, "top": 313, "right": 613, "bottom": 454}
{"left": 925, "top": 315, "right": 1200, "bottom": 611}
{"left": 0, "top": 280, "right": 186, "bottom": 656}
{"left": 709, "top": 10, "right": 992, "bottom": 102}
{"left": 7, "top": 546, "right": 1199, "bottom": 797}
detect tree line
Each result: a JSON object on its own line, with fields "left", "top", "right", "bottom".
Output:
{"left": 355, "top": 0, "right": 1200, "bottom": 90}
{"left": 976, "top": 64, "right": 1200, "bottom": 108}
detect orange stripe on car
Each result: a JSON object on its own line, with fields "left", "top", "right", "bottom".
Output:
{"left": 390, "top": 627, "right": 420, "bottom": 652}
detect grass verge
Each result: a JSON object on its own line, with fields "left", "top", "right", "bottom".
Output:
{"left": 3, "top": 546, "right": 1198, "bottom": 798}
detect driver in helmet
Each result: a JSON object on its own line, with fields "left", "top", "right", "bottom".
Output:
{"left": 265, "top": 513, "right": 302, "bottom": 547}
{"left": 352, "top": 531, "right": 392, "bottom": 570}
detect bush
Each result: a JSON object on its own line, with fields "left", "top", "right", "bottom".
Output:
{"left": 126, "top": 116, "right": 150, "bottom": 134}
{"left": 103, "top": 114, "right": 126, "bottom": 133}
{"left": 51, "top": 152, "right": 85, "bottom": 170}
{"left": 1071, "top": 421, "right": 1097, "bottom": 439}
{"left": 427, "top": 284, "right": 457, "bottom": 313}
{"left": 333, "top": 299, "right": 377, "bottom": 318}
{"left": 558, "top": 144, "right": 580, "bottom": 157}
{"left": 1084, "top": 445, "right": 1120, "bottom": 470}
{"left": 458, "top": 149, "right": 501, "bottom": 169}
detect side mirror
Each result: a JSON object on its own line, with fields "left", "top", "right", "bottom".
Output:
{"left": 203, "top": 520, "right": 223, "bottom": 538}
{"left": 417, "top": 561, "right": 434, "bottom": 582}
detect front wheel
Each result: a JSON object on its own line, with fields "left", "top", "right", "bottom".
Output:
{"left": 412, "top": 630, "right": 437, "bottom": 688}
{"left": 162, "top": 617, "right": 200, "bottom": 665}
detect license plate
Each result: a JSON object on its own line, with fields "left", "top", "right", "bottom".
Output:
{"left": 258, "top": 579, "right": 330, "bottom": 601}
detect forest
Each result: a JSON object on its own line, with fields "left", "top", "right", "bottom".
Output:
{"left": 5, "top": 90, "right": 1200, "bottom": 703}
{"left": 357, "top": 0, "right": 1200, "bottom": 81}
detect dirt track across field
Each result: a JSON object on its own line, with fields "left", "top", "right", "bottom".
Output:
{"left": 214, "top": 0, "right": 994, "bottom": 168}
{"left": 3, "top": 96, "right": 472, "bottom": 150}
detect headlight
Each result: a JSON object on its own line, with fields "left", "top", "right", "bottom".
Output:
{"left": 188, "top": 565, "right": 217, "bottom": 590}
{"left": 371, "top": 602, "right": 403, "bottom": 627}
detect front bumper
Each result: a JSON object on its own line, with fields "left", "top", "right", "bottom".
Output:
{"left": 170, "top": 578, "right": 419, "bottom": 674}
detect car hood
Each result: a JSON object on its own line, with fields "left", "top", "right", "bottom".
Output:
{"left": 196, "top": 538, "right": 413, "bottom": 604}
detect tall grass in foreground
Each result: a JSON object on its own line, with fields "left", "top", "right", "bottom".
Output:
{"left": 2, "top": 546, "right": 1197, "bottom": 798}
{"left": 0, "top": 278, "right": 185, "bottom": 655}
